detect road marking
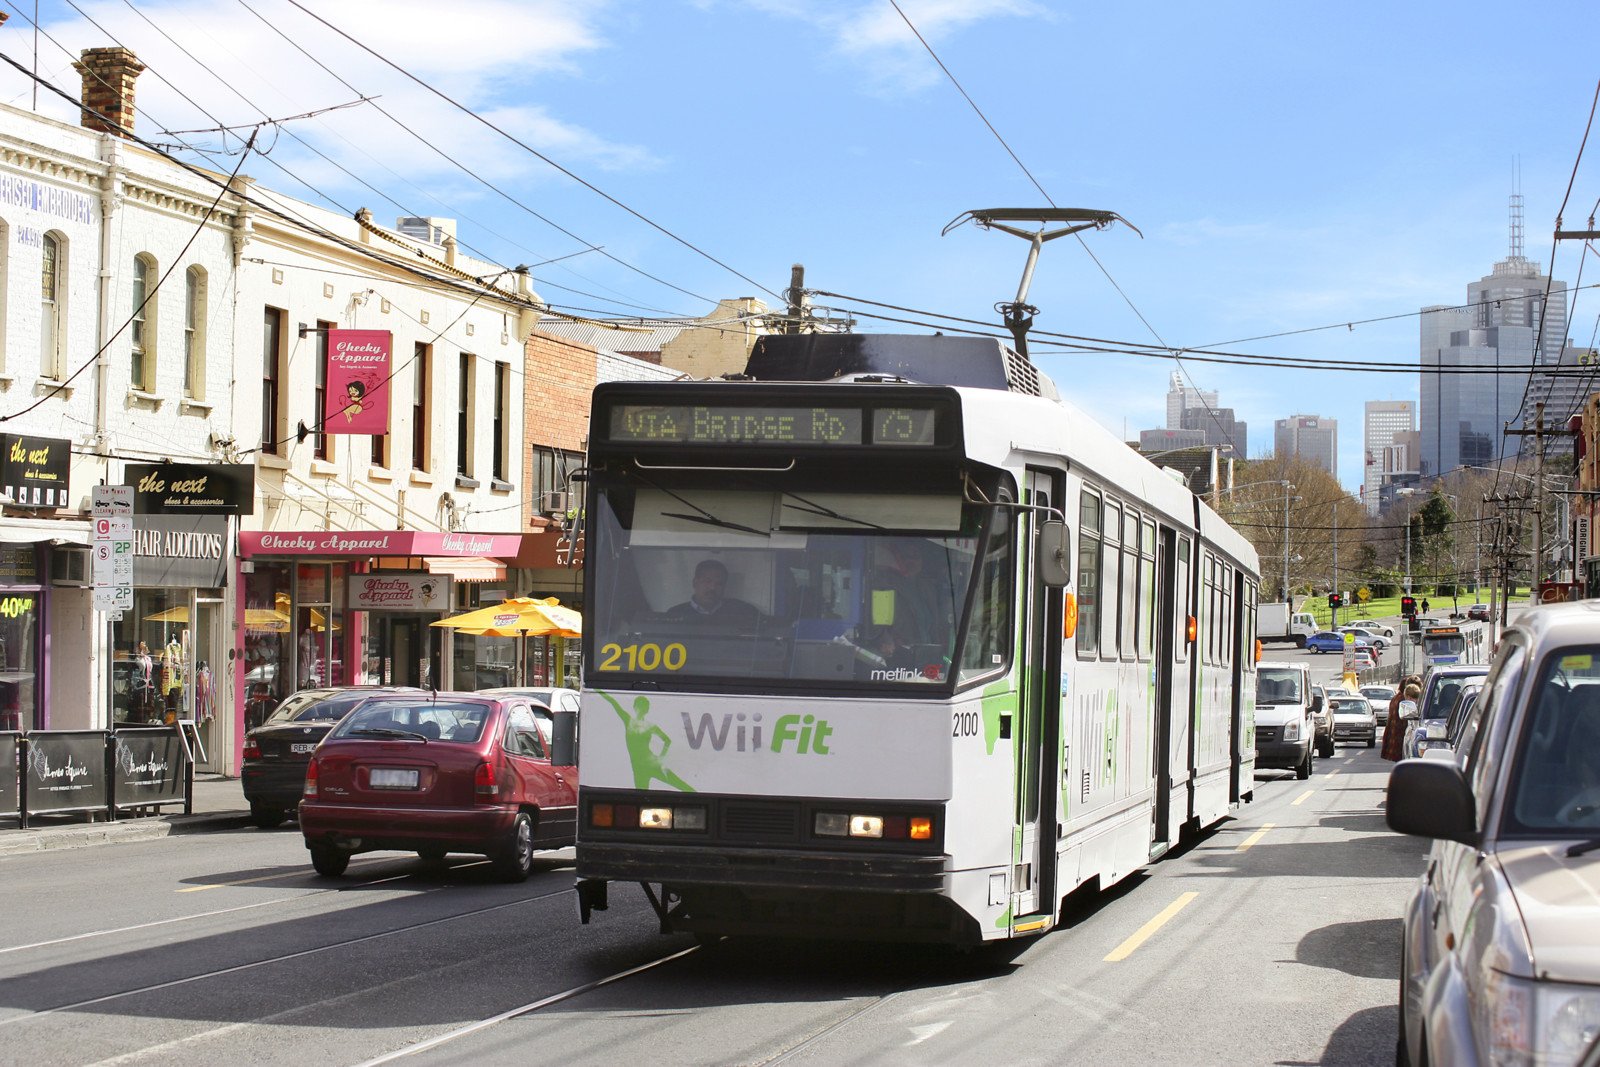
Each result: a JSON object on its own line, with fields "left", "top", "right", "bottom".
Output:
{"left": 1290, "top": 790, "right": 1314, "bottom": 806}
{"left": 1325, "top": 769, "right": 1341, "bottom": 778}
{"left": 1236, "top": 823, "right": 1274, "bottom": 852}
{"left": 1103, "top": 891, "right": 1198, "bottom": 962}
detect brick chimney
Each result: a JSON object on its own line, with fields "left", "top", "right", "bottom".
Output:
{"left": 72, "top": 47, "right": 145, "bottom": 137}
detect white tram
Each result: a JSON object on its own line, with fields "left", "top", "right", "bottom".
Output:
{"left": 572, "top": 333, "right": 1260, "bottom": 943}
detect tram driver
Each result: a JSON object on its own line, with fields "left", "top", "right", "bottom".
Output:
{"left": 667, "top": 559, "right": 761, "bottom": 629}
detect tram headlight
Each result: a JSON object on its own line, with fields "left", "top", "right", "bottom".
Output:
{"left": 849, "top": 815, "right": 884, "bottom": 838}
{"left": 814, "top": 811, "right": 935, "bottom": 841}
{"left": 815, "top": 813, "right": 849, "bottom": 836}
{"left": 639, "top": 807, "right": 674, "bottom": 829}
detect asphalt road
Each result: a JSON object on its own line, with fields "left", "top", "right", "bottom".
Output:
{"left": 0, "top": 744, "right": 1423, "bottom": 1067}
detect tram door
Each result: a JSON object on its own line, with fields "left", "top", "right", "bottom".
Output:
{"left": 1151, "top": 527, "right": 1177, "bottom": 852}
{"left": 1015, "top": 469, "right": 1064, "bottom": 920}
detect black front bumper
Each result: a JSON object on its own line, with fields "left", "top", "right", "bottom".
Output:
{"left": 577, "top": 841, "right": 949, "bottom": 894}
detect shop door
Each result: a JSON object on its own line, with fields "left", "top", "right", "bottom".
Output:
{"left": 379, "top": 616, "right": 439, "bottom": 689}
{"left": 192, "top": 599, "right": 223, "bottom": 772}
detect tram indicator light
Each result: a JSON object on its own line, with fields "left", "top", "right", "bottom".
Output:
{"left": 909, "top": 817, "right": 933, "bottom": 841}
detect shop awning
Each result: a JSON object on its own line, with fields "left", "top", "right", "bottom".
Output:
{"left": 0, "top": 515, "right": 91, "bottom": 545}
{"left": 424, "top": 556, "right": 507, "bottom": 583}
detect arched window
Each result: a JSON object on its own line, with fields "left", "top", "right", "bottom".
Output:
{"left": 39, "top": 232, "right": 64, "bottom": 379}
{"left": 183, "top": 265, "right": 207, "bottom": 399}
{"left": 131, "top": 253, "right": 157, "bottom": 389}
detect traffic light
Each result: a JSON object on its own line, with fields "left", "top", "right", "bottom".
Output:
{"left": 1401, "top": 595, "right": 1416, "bottom": 616}
{"left": 1328, "top": 593, "right": 1343, "bottom": 609}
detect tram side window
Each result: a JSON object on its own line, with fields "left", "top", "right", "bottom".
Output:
{"left": 1139, "top": 521, "right": 1156, "bottom": 660}
{"left": 1242, "top": 580, "right": 1257, "bottom": 670}
{"left": 1121, "top": 510, "right": 1138, "bottom": 660}
{"left": 1076, "top": 491, "right": 1101, "bottom": 659}
{"left": 1175, "top": 537, "right": 1191, "bottom": 663}
{"left": 1221, "top": 565, "right": 1233, "bottom": 668}
{"left": 1102, "top": 503, "right": 1122, "bottom": 658}
{"left": 958, "top": 506, "right": 1013, "bottom": 684}
{"left": 1205, "top": 553, "right": 1219, "bottom": 667}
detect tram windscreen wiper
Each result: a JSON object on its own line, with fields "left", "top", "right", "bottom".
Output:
{"left": 660, "top": 511, "right": 767, "bottom": 535}
{"left": 780, "top": 492, "right": 883, "bottom": 529}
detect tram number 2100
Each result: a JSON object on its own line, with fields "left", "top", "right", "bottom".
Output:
{"left": 597, "top": 642, "right": 688, "bottom": 672}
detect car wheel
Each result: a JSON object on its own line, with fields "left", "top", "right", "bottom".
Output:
{"left": 250, "top": 802, "right": 287, "bottom": 830}
{"left": 1296, "top": 746, "right": 1312, "bottom": 780}
{"left": 417, "top": 845, "right": 448, "bottom": 866}
{"left": 1367, "top": 734, "right": 1376, "bottom": 748}
{"left": 1319, "top": 735, "right": 1335, "bottom": 759}
{"left": 309, "top": 845, "right": 349, "bottom": 877}
{"left": 492, "top": 812, "right": 535, "bottom": 883}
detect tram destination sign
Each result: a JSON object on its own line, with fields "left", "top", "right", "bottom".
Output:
{"left": 608, "top": 403, "right": 940, "bottom": 448}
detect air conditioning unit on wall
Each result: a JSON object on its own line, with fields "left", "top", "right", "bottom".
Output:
{"left": 50, "top": 546, "right": 89, "bottom": 586}
{"left": 541, "top": 491, "right": 569, "bottom": 515}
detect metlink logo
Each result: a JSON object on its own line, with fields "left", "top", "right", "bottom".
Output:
{"left": 681, "top": 712, "right": 834, "bottom": 755}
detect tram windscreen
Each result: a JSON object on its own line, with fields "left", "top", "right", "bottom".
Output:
{"left": 588, "top": 484, "right": 1009, "bottom": 688}
{"left": 1424, "top": 634, "right": 1466, "bottom": 658}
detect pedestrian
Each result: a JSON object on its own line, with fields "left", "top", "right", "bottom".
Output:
{"left": 1421, "top": 597, "right": 1431, "bottom": 615}
{"left": 1383, "top": 678, "right": 1421, "bottom": 761}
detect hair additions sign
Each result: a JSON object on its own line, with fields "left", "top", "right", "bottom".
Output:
{"left": 323, "top": 329, "right": 392, "bottom": 435}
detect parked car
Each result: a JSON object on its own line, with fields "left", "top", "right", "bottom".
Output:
{"left": 1306, "top": 631, "right": 1373, "bottom": 654}
{"left": 1421, "top": 684, "right": 1486, "bottom": 765}
{"left": 1328, "top": 693, "right": 1376, "bottom": 746}
{"left": 299, "top": 691, "right": 578, "bottom": 881}
{"left": 1467, "top": 603, "right": 1491, "bottom": 621}
{"left": 1308, "top": 684, "right": 1335, "bottom": 758}
{"left": 1403, "top": 664, "right": 1490, "bottom": 759}
{"left": 479, "top": 686, "right": 580, "bottom": 717}
{"left": 1361, "top": 684, "right": 1397, "bottom": 724}
{"left": 1338, "top": 626, "right": 1391, "bottom": 651}
{"left": 241, "top": 686, "right": 420, "bottom": 829}
{"left": 1351, "top": 646, "right": 1379, "bottom": 670}
{"left": 1347, "top": 617, "right": 1396, "bottom": 639}
{"left": 1390, "top": 602, "right": 1600, "bottom": 1067}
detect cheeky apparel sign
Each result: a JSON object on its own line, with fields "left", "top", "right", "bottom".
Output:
{"left": 323, "top": 329, "right": 392, "bottom": 435}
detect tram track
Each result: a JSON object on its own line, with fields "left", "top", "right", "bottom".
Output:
{"left": 0, "top": 879, "right": 572, "bottom": 1034}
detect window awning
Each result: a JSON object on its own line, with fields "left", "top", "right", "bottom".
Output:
{"left": 0, "top": 515, "right": 92, "bottom": 545}
{"left": 424, "top": 555, "right": 507, "bottom": 583}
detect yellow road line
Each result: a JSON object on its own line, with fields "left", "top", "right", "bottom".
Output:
{"left": 1236, "top": 822, "right": 1274, "bottom": 852}
{"left": 1291, "top": 790, "right": 1314, "bottom": 806}
{"left": 179, "top": 872, "right": 311, "bottom": 893}
{"left": 1103, "top": 891, "right": 1198, "bottom": 962}
{"left": 1324, "top": 769, "right": 1341, "bottom": 779}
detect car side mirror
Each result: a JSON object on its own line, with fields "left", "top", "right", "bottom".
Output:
{"left": 1399, "top": 700, "right": 1419, "bottom": 721}
{"left": 1037, "top": 520, "right": 1071, "bottom": 588}
{"left": 1386, "top": 760, "right": 1478, "bottom": 846}
{"left": 551, "top": 709, "right": 579, "bottom": 767}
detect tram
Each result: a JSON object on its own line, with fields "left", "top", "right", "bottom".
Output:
{"left": 571, "top": 332, "right": 1260, "bottom": 944}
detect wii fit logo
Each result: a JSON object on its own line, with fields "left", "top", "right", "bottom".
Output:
{"left": 680, "top": 712, "right": 833, "bottom": 755}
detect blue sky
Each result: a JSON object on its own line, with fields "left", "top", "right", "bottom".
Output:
{"left": 3, "top": 1, "right": 1598, "bottom": 490}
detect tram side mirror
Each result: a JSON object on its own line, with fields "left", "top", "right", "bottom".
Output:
{"left": 551, "top": 709, "right": 579, "bottom": 767}
{"left": 1038, "top": 520, "right": 1071, "bottom": 588}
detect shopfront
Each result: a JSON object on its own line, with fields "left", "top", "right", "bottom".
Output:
{"left": 0, "top": 433, "right": 81, "bottom": 731}
{"left": 110, "top": 516, "right": 229, "bottom": 771}
{"left": 235, "top": 530, "right": 522, "bottom": 736}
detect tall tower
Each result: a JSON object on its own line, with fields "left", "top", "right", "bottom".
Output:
{"left": 1420, "top": 195, "right": 1566, "bottom": 478}
{"left": 1363, "top": 401, "right": 1416, "bottom": 514}
{"left": 1275, "top": 415, "right": 1338, "bottom": 479}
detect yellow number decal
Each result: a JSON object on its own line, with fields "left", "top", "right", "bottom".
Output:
{"left": 663, "top": 643, "right": 687, "bottom": 670}
{"left": 598, "top": 643, "right": 624, "bottom": 671}
{"left": 598, "top": 642, "right": 690, "bottom": 671}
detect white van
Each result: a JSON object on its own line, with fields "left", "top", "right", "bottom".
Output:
{"left": 1254, "top": 663, "right": 1315, "bottom": 779}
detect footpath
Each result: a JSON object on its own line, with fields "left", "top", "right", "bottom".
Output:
{"left": 0, "top": 773, "right": 251, "bottom": 857}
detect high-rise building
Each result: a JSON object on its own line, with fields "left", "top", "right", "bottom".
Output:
{"left": 1165, "top": 371, "right": 1217, "bottom": 429}
{"left": 1420, "top": 195, "right": 1568, "bottom": 477}
{"left": 1152, "top": 372, "right": 1244, "bottom": 457}
{"left": 1275, "top": 414, "right": 1337, "bottom": 479}
{"left": 1363, "top": 401, "right": 1415, "bottom": 514}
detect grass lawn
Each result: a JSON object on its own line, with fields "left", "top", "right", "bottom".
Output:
{"left": 1300, "top": 588, "right": 1529, "bottom": 628}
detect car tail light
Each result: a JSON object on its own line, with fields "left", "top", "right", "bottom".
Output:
{"left": 303, "top": 759, "right": 319, "bottom": 798}
{"left": 474, "top": 760, "right": 500, "bottom": 801}
{"left": 243, "top": 738, "right": 262, "bottom": 760}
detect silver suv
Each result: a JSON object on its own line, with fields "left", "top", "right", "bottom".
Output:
{"left": 1389, "top": 602, "right": 1600, "bottom": 1066}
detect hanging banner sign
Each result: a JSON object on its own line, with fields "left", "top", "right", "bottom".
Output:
{"left": 347, "top": 572, "right": 453, "bottom": 612}
{"left": 323, "top": 329, "right": 392, "bottom": 435}
{"left": 0, "top": 432, "right": 71, "bottom": 509}
{"left": 126, "top": 463, "right": 255, "bottom": 515}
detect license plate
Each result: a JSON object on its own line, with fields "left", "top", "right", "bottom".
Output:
{"left": 290, "top": 743, "right": 316, "bottom": 754}
{"left": 370, "top": 768, "right": 419, "bottom": 790}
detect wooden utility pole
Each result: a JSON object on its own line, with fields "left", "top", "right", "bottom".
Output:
{"left": 1504, "top": 402, "right": 1546, "bottom": 599}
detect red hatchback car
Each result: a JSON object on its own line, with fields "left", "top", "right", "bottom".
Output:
{"left": 299, "top": 692, "right": 576, "bottom": 881}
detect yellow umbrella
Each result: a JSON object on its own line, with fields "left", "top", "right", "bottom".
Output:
{"left": 144, "top": 605, "right": 190, "bottom": 624}
{"left": 244, "top": 608, "right": 292, "bottom": 633}
{"left": 430, "top": 596, "right": 581, "bottom": 638}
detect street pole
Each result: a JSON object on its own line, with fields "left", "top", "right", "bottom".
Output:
{"left": 1282, "top": 481, "right": 1292, "bottom": 603}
